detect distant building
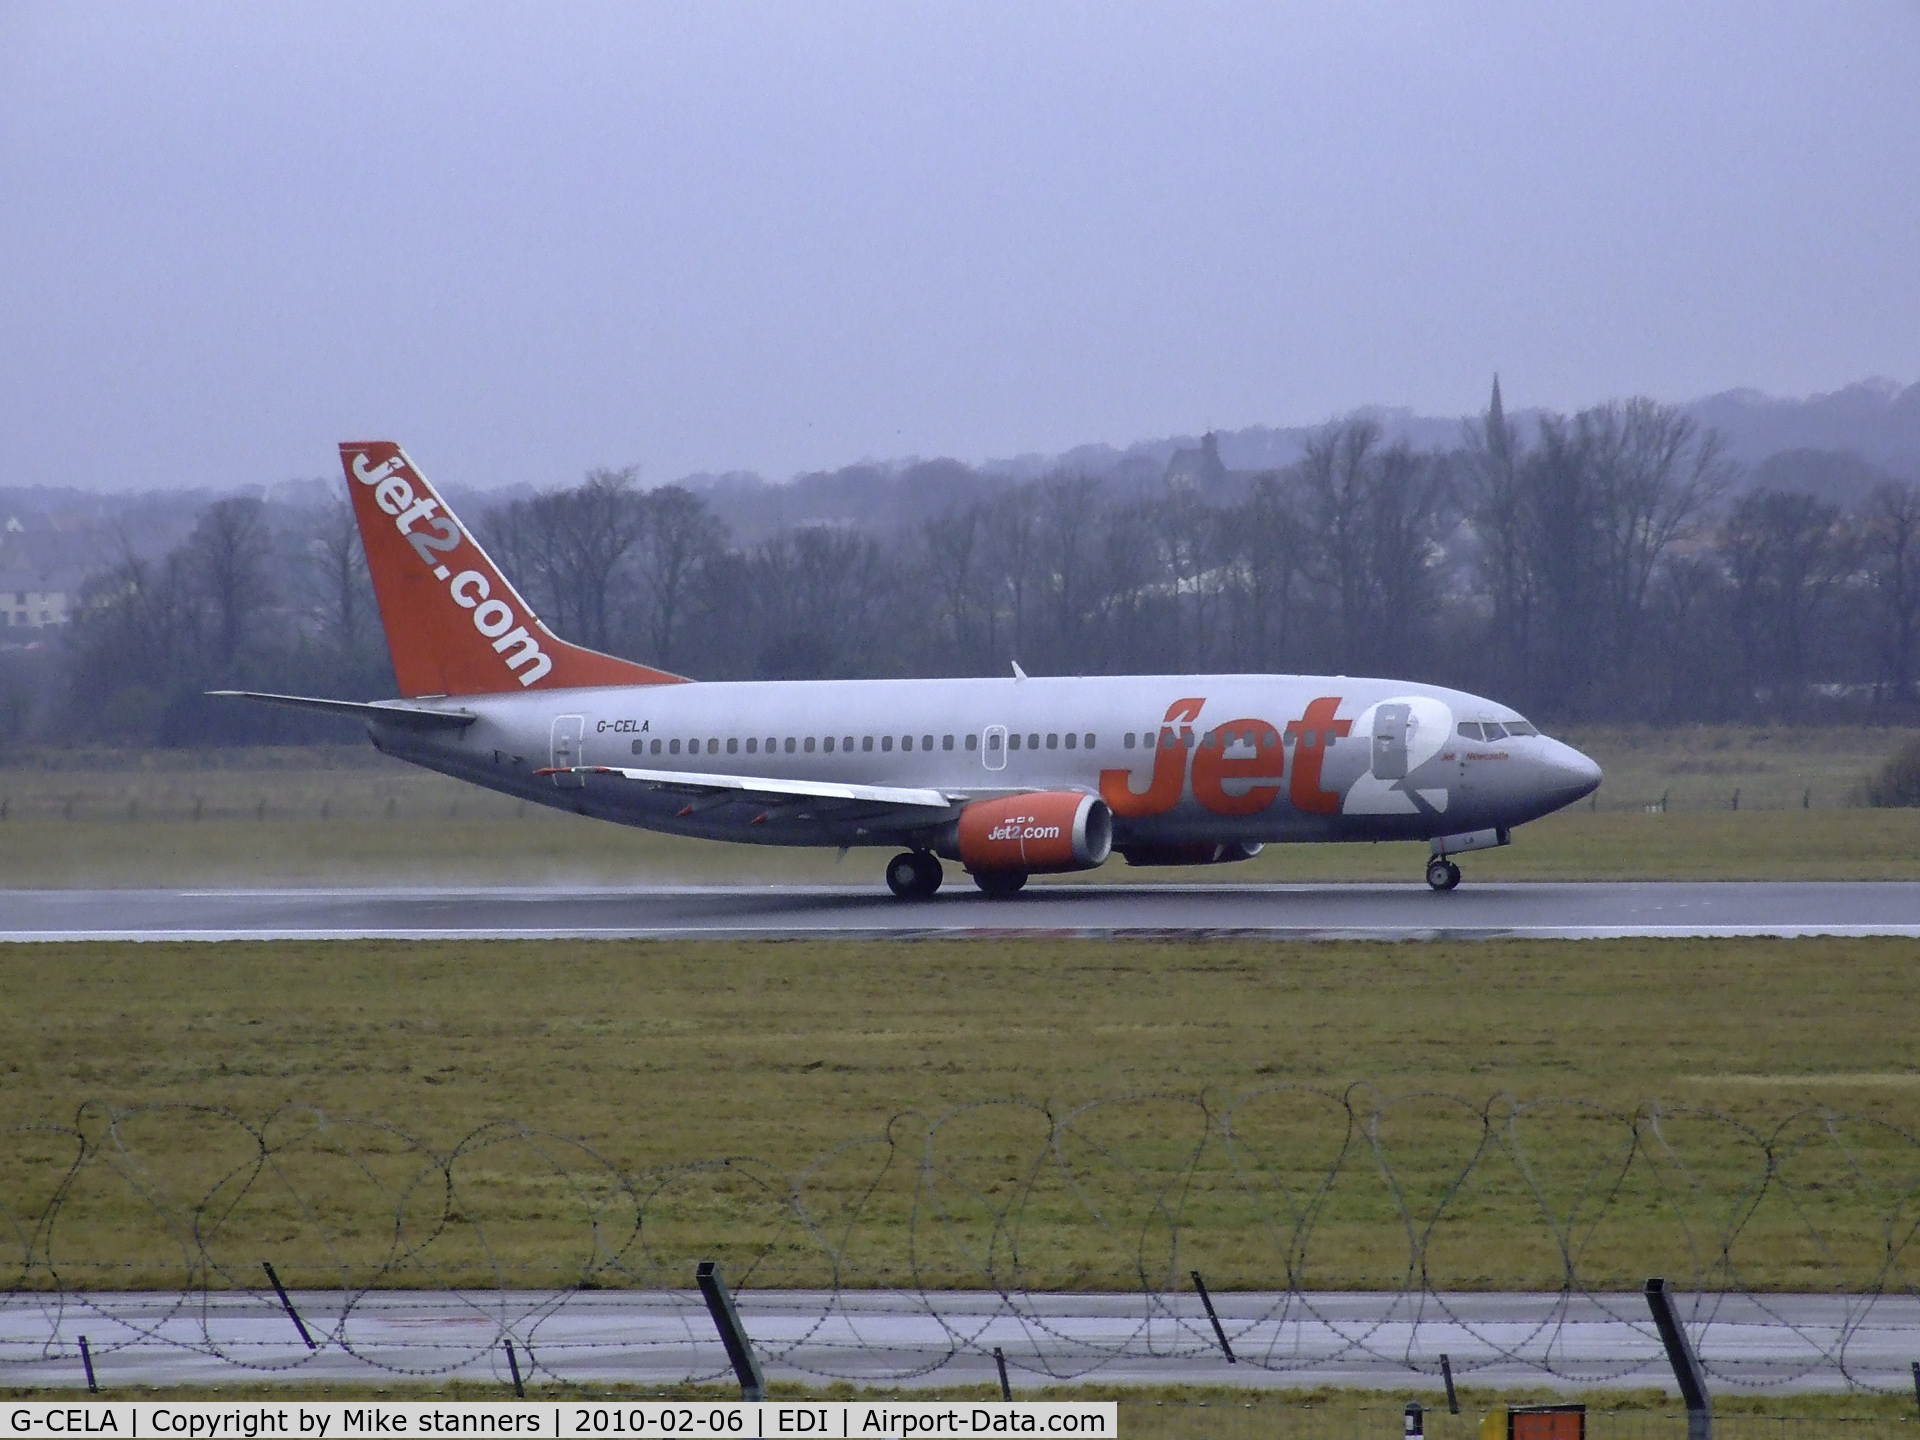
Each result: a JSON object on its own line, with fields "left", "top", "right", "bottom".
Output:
{"left": 1164, "top": 431, "right": 1228, "bottom": 490}
{"left": 1, "top": 583, "right": 69, "bottom": 631}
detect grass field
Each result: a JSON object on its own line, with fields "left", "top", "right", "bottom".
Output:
{"left": 6, "top": 935, "right": 1920, "bottom": 1295}
{"left": 2, "top": 725, "right": 1919, "bottom": 885}
{"left": 2, "top": 1384, "right": 1910, "bottom": 1439}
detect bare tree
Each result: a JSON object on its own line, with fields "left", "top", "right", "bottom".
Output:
{"left": 303, "top": 496, "right": 373, "bottom": 659}
{"left": 1722, "top": 489, "right": 1851, "bottom": 713}
{"left": 635, "top": 485, "right": 727, "bottom": 671}
{"left": 1860, "top": 479, "right": 1920, "bottom": 703}
{"left": 184, "top": 497, "right": 274, "bottom": 670}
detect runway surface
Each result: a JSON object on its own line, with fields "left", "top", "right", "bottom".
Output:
{"left": 3, "top": 880, "right": 1919, "bottom": 941}
{"left": 4, "top": 1288, "right": 1915, "bottom": 1393}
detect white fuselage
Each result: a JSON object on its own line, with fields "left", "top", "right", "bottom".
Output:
{"left": 369, "top": 671, "right": 1602, "bottom": 856}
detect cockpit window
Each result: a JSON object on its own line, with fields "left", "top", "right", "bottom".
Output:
{"left": 1506, "top": 719, "right": 1539, "bottom": 736}
{"left": 1457, "top": 722, "right": 1483, "bottom": 740}
{"left": 1482, "top": 722, "right": 1508, "bottom": 741}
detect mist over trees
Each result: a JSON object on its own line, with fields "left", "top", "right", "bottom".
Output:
{"left": 20, "top": 382, "right": 1920, "bottom": 748}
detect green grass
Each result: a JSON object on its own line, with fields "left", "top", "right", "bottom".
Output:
{"left": 1, "top": 1384, "right": 1911, "bottom": 1437}
{"left": 3, "top": 726, "right": 1920, "bottom": 885}
{"left": 6, "top": 936, "right": 1920, "bottom": 1295}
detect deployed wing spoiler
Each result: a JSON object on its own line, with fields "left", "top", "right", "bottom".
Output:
{"left": 207, "top": 690, "right": 478, "bottom": 730}
{"left": 534, "top": 764, "right": 955, "bottom": 812}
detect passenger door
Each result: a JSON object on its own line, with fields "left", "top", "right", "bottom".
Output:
{"left": 550, "top": 714, "right": 585, "bottom": 788}
{"left": 1371, "top": 703, "right": 1410, "bottom": 780}
{"left": 982, "top": 725, "right": 1007, "bottom": 772}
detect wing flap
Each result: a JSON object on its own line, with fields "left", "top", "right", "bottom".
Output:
{"left": 535, "top": 764, "right": 954, "bottom": 810}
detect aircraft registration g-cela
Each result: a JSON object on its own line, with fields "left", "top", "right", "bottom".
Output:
{"left": 217, "top": 442, "right": 1602, "bottom": 897}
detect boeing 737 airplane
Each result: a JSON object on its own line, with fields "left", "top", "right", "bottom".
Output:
{"left": 217, "top": 442, "right": 1602, "bottom": 897}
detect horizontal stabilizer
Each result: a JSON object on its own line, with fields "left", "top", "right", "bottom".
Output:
{"left": 207, "top": 691, "right": 478, "bottom": 729}
{"left": 534, "top": 764, "right": 954, "bottom": 810}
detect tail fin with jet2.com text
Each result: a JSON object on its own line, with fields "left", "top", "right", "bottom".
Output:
{"left": 340, "top": 441, "right": 688, "bottom": 698}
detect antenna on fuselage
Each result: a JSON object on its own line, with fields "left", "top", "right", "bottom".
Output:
{"left": 1011, "top": 660, "right": 1028, "bottom": 681}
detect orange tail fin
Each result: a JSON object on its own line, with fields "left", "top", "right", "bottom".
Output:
{"left": 340, "top": 441, "right": 688, "bottom": 697}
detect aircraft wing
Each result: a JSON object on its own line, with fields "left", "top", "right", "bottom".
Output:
{"left": 534, "top": 764, "right": 955, "bottom": 811}
{"left": 208, "top": 690, "right": 478, "bottom": 730}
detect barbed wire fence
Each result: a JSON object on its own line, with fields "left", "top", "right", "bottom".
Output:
{"left": 4, "top": 1086, "right": 1920, "bottom": 1394}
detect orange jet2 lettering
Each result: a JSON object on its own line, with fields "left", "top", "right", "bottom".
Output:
{"left": 1285, "top": 697, "right": 1352, "bottom": 814}
{"left": 1100, "top": 697, "right": 1203, "bottom": 818}
{"left": 1192, "top": 718, "right": 1285, "bottom": 816}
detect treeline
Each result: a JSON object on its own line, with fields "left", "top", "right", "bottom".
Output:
{"left": 30, "top": 390, "right": 1920, "bottom": 746}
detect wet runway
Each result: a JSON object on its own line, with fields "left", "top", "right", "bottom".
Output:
{"left": 3, "top": 880, "right": 1918, "bottom": 941}
{"left": 3, "top": 1288, "right": 1915, "bottom": 1393}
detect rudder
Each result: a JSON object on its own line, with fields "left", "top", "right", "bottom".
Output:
{"left": 340, "top": 441, "right": 688, "bottom": 697}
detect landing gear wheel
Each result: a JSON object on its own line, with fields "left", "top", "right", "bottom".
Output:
{"left": 972, "top": 868, "right": 1029, "bottom": 899}
{"left": 1426, "top": 858, "right": 1461, "bottom": 892}
{"left": 886, "top": 851, "right": 942, "bottom": 899}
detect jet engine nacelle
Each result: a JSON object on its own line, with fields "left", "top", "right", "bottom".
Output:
{"left": 1120, "top": 841, "right": 1264, "bottom": 867}
{"left": 945, "top": 792, "right": 1113, "bottom": 874}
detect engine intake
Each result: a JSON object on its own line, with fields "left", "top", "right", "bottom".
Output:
{"left": 950, "top": 792, "right": 1113, "bottom": 873}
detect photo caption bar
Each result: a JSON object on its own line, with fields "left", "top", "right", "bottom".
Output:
{"left": 3, "top": 1402, "right": 1118, "bottom": 1439}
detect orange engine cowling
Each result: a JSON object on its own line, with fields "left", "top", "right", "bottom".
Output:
{"left": 952, "top": 792, "right": 1113, "bottom": 874}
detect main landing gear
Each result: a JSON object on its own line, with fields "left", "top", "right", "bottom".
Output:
{"left": 972, "top": 869, "right": 1029, "bottom": 898}
{"left": 1426, "top": 857, "right": 1462, "bottom": 892}
{"left": 885, "top": 851, "right": 943, "bottom": 899}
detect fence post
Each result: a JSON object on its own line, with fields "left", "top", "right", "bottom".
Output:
{"left": 78, "top": 1335, "right": 96, "bottom": 1394}
{"left": 503, "top": 1339, "right": 525, "bottom": 1399}
{"left": 1189, "top": 1270, "right": 1235, "bottom": 1363}
{"left": 1645, "top": 1277, "right": 1711, "bottom": 1439}
{"left": 1911, "top": 1360, "right": 1919, "bottom": 1416}
{"left": 993, "top": 1346, "right": 1011, "bottom": 1401}
{"left": 1440, "top": 1353, "right": 1459, "bottom": 1414}
{"left": 696, "top": 1260, "right": 765, "bottom": 1401}
{"left": 261, "top": 1262, "right": 317, "bottom": 1350}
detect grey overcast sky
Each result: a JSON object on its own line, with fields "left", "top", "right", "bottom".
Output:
{"left": 3, "top": 4, "right": 1918, "bottom": 494}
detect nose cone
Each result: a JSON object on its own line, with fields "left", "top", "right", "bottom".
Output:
{"left": 1537, "top": 738, "right": 1603, "bottom": 812}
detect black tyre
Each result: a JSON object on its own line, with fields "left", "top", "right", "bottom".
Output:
{"left": 973, "top": 868, "right": 1029, "bottom": 898}
{"left": 911, "top": 851, "right": 944, "bottom": 897}
{"left": 886, "top": 852, "right": 923, "bottom": 899}
{"left": 1426, "top": 858, "right": 1461, "bottom": 892}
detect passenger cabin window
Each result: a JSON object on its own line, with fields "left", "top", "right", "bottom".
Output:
{"left": 784, "top": 737, "right": 796, "bottom": 753}
{"left": 1028, "top": 733, "right": 1040, "bottom": 749}
{"left": 823, "top": 736, "right": 834, "bottom": 753}
{"left": 863, "top": 736, "right": 874, "bottom": 751}
{"left": 1085, "top": 733, "right": 1096, "bottom": 749}
{"left": 670, "top": 739, "right": 681, "bottom": 755}
{"left": 632, "top": 739, "right": 643, "bottom": 755}
{"left": 1046, "top": 733, "right": 1058, "bottom": 749}
{"left": 965, "top": 734, "right": 978, "bottom": 751}
{"left": 1064, "top": 733, "right": 1076, "bottom": 749}
{"left": 805, "top": 737, "right": 817, "bottom": 752}
{"left": 922, "top": 735, "right": 933, "bottom": 750}
{"left": 843, "top": 736, "right": 853, "bottom": 750}
{"left": 708, "top": 739, "right": 718, "bottom": 754}
{"left": 882, "top": 736, "right": 893, "bottom": 752}
{"left": 727, "top": 738, "right": 738, "bottom": 754}
{"left": 746, "top": 738, "right": 758, "bottom": 754}
{"left": 942, "top": 735, "right": 954, "bottom": 750}
{"left": 1008, "top": 734, "right": 1021, "bottom": 751}
{"left": 1124, "top": 733, "right": 1136, "bottom": 749}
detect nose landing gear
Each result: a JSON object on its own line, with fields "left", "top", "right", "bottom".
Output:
{"left": 1426, "top": 857, "right": 1462, "bottom": 892}
{"left": 885, "top": 850, "right": 943, "bottom": 899}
